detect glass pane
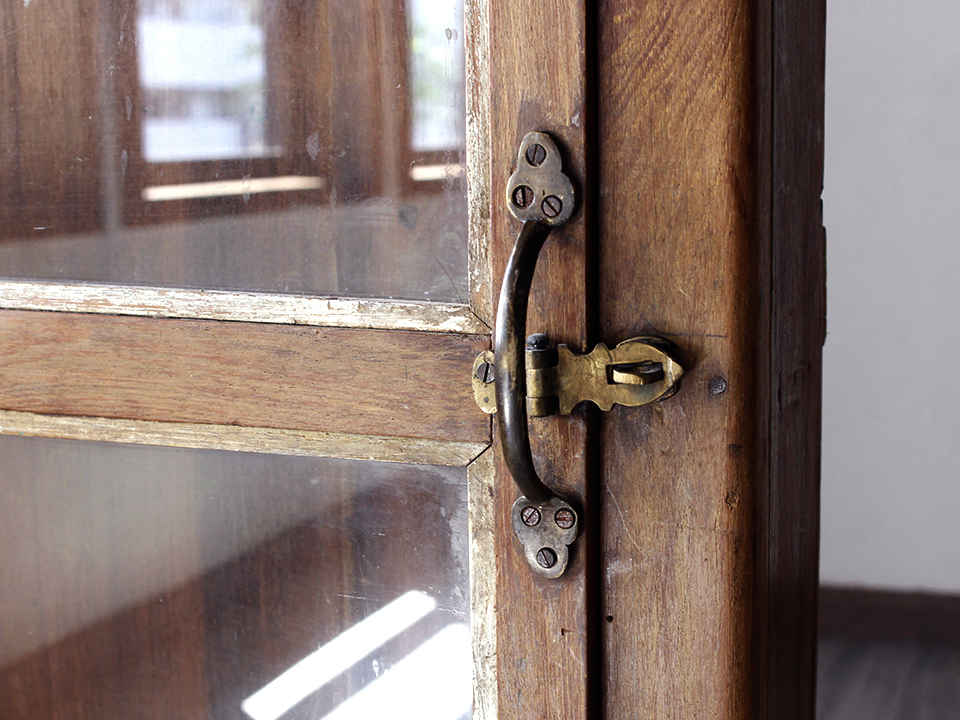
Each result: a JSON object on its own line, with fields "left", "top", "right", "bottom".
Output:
{"left": 0, "top": 0, "right": 468, "bottom": 302}
{"left": 0, "top": 436, "right": 471, "bottom": 720}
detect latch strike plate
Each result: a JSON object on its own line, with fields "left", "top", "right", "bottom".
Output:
{"left": 473, "top": 335, "right": 683, "bottom": 416}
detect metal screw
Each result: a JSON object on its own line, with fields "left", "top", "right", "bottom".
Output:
{"left": 512, "top": 185, "right": 534, "bottom": 208}
{"left": 526, "top": 333, "right": 550, "bottom": 350}
{"left": 536, "top": 547, "right": 557, "bottom": 569}
{"left": 521, "top": 506, "right": 541, "bottom": 526}
{"left": 554, "top": 508, "right": 575, "bottom": 529}
{"left": 541, "top": 195, "right": 562, "bottom": 218}
{"left": 709, "top": 375, "right": 728, "bottom": 395}
{"left": 525, "top": 143, "right": 547, "bottom": 167}
{"left": 476, "top": 361, "right": 495, "bottom": 384}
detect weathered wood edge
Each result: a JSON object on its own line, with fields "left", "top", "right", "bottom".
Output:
{"left": 464, "top": 0, "right": 493, "bottom": 328}
{"left": 467, "top": 448, "right": 498, "bottom": 720}
{"left": 0, "top": 281, "right": 490, "bottom": 334}
{"left": 0, "top": 409, "right": 489, "bottom": 466}
{"left": 756, "top": 0, "right": 826, "bottom": 716}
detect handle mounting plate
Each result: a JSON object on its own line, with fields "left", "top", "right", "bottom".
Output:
{"left": 506, "top": 132, "right": 575, "bottom": 226}
{"left": 511, "top": 495, "right": 579, "bottom": 579}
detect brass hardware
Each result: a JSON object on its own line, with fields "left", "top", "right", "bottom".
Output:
{"left": 473, "top": 336, "right": 683, "bottom": 416}
{"left": 511, "top": 495, "right": 578, "bottom": 580}
{"left": 472, "top": 351, "right": 498, "bottom": 414}
{"left": 486, "top": 131, "right": 683, "bottom": 579}
{"left": 482, "top": 131, "right": 686, "bottom": 579}
{"left": 496, "top": 132, "right": 580, "bottom": 579}
{"left": 506, "top": 132, "right": 575, "bottom": 227}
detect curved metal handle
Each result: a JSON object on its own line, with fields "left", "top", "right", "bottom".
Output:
{"left": 496, "top": 132, "right": 579, "bottom": 578}
{"left": 494, "top": 219, "right": 554, "bottom": 503}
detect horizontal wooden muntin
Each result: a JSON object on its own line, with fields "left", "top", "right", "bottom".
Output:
{"left": 0, "top": 410, "right": 488, "bottom": 466}
{"left": 0, "top": 281, "right": 489, "bottom": 334}
{"left": 0, "top": 310, "right": 491, "bottom": 447}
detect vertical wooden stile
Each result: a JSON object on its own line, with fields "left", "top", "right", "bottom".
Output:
{"left": 487, "top": 0, "right": 595, "bottom": 717}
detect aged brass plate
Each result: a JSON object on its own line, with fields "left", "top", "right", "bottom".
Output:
{"left": 473, "top": 337, "right": 683, "bottom": 416}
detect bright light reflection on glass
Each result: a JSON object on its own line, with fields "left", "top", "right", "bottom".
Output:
{"left": 138, "top": 0, "right": 274, "bottom": 162}
{"left": 407, "top": 0, "right": 464, "bottom": 152}
{"left": 241, "top": 591, "right": 437, "bottom": 720}
{"left": 320, "top": 623, "right": 472, "bottom": 720}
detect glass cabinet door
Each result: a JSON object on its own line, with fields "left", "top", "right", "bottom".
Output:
{"left": 0, "top": 0, "right": 496, "bottom": 717}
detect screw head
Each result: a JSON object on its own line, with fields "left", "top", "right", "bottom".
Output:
{"left": 521, "top": 506, "right": 541, "bottom": 527}
{"left": 554, "top": 508, "right": 576, "bottom": 529}
{"left": 709, "top": 375, "right": 728, "bottom": 395}
{"left": 525, "top": 143, "right": 547, "bottom": 167}
{"left": 475, "top": 361, "right": 495, "bottom": 384}
{"left": 512, "top": 185, "right": 534, "bottom": 208}
{"left": 536, "top": 547, "right": 557, "bottom": 569}
{"left": 541, "top": 195, "right": 562, "bottom": 218}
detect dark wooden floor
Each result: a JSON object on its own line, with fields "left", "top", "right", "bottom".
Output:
{"left": 818, "top": 638, "right": 960, "bottom": 719}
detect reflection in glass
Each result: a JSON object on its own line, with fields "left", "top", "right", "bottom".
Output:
{"left": 242, "top": 591, "right": 472, "bottom": 720}
{"left": 0, "top": 436, "right": 471, "bottom": 720}
{"left": 408, "top": 0, "right": 464, "bottom": 153}
{"left": 138, "top": 0, "right": 273, "bottom": 162}
{"left": 0, "top": 0, "right": 468, "bottom": 302}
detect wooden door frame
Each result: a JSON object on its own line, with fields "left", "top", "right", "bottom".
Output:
{"left": 483, "top": 0, "right": 825, "bottom": 718}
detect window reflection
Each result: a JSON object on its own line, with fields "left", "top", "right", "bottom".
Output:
{"left": 138, "top": 0, "right": 274, "bottom": 162}
{"left": 318, "top": 623, "right": 471, "bottom": 720}
{"left": 242, "top": 591, "right": 471, "bottom": 720}
{"left": 408, "top": 0, "right": 464, "bottom": 153}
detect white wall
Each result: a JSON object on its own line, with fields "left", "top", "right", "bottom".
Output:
{"left": 821, "top": 0, "right": 960, "bottom": 592}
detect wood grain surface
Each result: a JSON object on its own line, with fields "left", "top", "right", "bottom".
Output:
{"left": 0, "top": 409, "right": 487, "bottom": 466}
{"left": 597, "top": 2, "right": 759, "bottom": 716}
{"left": 595, "top": 0, "right": 824, "bottom": 718}
{"left": 0, "top": 282, "right": 488, "bottom": 334}
{"left": 0, "top": 310, "right": 490, "bottom": 445}
{"left": 487, "top": 0, "right": 595, "bottom": 716}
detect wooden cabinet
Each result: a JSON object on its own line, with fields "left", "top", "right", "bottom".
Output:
{"left": 0, "top": 0, "right": 824, "bottom": 717}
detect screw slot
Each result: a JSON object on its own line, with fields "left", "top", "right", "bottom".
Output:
{"left": 521, "top": 506, "right": 541, "bottom": 526}
{"left": 525, "top": 143, "right": 547, "bottom": 167}
{"left": 554, "top": 508, "right": 575, "bottom": 529}
{"left": 536, "top": 547, "right": 557, "bottom": 569}
{"left": 475, "top": 361, "right": 495, "bottom": 384}
{"left": 541, "top": 195, "right": 562, "bottom": 218}
{"left": 512, "top": 185, "right": 534, "bottom": 209}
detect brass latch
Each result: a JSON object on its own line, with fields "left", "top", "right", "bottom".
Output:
{"left": 484, "top": 130, "right": 685, "bottom": 578}
{"left": 472, "top": 334, "right": 683, "bottom": 417}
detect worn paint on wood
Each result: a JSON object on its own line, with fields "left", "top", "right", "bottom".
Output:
{"left": 0, "top": 282, "right": 489, "bottom": 334}
{"left": 0, "top": 409, "right": 487, "bottom": 466}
